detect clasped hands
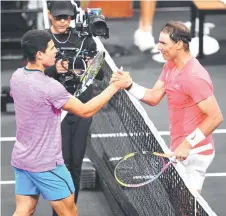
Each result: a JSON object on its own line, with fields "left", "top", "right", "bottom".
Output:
{"left": 109, "top": 67, "right": 133, "bottom": 90}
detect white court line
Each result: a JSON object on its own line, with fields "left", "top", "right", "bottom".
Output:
{"left": 0, "top": 181, "right": 15, "bottom": 185}
{"left": 159, "top": 129, "right": 226, "bottom": 136}
{"left": 91, "top": 129, "right": 226, "bottom": 138}
{"left": 1, "top": 137, "right": 16, "bottom": 142}
{"left": 1, "top": 173, "right": 225, "bottom": 185}
{"left": 1, "top": 129, "right": 226, "bottom": 142}
{"left": 206, "top": 173, "right": 226, "bottom": 177}
{"left": 1, "top": 130, "right": 225, "bottom": 184}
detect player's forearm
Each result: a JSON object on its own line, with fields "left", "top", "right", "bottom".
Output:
{"left": 185, "top": 113, "right": 223, "bottom": 148}
{"left": 126, "top": 82, "right": 164, "bottom": 106}
{"left": 198, "top": 113, "right": 223, "bottom": 136}
{"left": 82, "top": 84, "right": 119, "bottom": 117}
{"left": 141, "top": 88, "right": 165, "bottom": 106}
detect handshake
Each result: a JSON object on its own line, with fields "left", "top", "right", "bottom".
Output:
{"left": 109, "top": 67, "right": 133, "bottom": 90}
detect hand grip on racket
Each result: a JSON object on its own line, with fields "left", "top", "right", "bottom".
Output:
{"left": 153, "top": 143, "right": 213, "bottom": 161}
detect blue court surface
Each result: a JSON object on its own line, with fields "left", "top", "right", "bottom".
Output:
{"left": 1, "top": 9, "right": 226, "bottom": 216}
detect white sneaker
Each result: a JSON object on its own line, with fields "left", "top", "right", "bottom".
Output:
{"left": 134, "top": 29, "right": 155, "bottom": 52}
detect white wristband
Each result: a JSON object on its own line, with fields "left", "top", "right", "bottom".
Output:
{"left": 127, "top": 82, "right": 146, "bottom": 100}
{"left": 185, "top": 128, "right": 206, "bottom": 147}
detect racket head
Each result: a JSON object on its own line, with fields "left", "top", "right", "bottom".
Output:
{"left": 114, "top": 152, "right": 170, "bottom": 188}
{"left": 74, "top": 51, "right": 105, "bottom": 97}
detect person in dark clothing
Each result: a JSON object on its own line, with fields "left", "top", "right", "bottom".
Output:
{"left": 44, "top": 1, "right": 104, "bottom": 215}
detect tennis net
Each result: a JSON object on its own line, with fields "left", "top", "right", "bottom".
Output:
{"left": 86, "top": 37, "right": 217, "bottom": 216}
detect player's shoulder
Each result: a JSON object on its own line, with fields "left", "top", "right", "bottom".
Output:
{"left": 44, "top": 74, "right": 61, "bottom": 86}
{"left": 43, "top": 75, "right": 67, "bottom": 94}
{"left": 12, "top": 67, "right": 24, "bottom": 75}
{"left": 189, "top": 58, "right": 210, "bottom": 77}
{"left": 186, "top": 58, "right": 212, "bottom": 85}
{"left": 11, "top": 67, "right": 25, "bottom": 80}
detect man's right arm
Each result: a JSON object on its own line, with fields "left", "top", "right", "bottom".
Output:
{"left": 126, "top": 80, "right": 165, "bottom": 106}
{"left": 62, "top": 84, "right": 119, "bottom": 118}
{"left": 62, "top": 71, "right": 132, "bottom": 118}
{"left": 141, "top": 80, "right": 165, "bottom": 106}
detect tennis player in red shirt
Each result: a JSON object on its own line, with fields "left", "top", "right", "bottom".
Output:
{"left": 113, "top": 21, "right": 223, "bottom": 192}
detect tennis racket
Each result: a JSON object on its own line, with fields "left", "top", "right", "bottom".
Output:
{"left": 73, "top": 50, "right": 105, "bottom": 97}
{"left": 114, "top": 143, "right": 213, "bottom": 188}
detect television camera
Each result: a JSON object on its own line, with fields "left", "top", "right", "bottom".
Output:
{"left": 47, "top": 1, "right": 109, "bottom": 84}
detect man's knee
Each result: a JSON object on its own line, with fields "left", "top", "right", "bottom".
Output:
{"left": 14, "top": 195, "right": 38, "bottom": 216}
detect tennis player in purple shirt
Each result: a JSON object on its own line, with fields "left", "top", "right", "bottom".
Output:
{"left": 10, "top": 29, "right": 132, "bottom": 216}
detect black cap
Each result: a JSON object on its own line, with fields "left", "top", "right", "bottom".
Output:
{"left": 49, "top": 1, "right": 74, "bottom": 16}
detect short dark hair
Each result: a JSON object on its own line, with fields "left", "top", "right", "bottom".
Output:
{"left": 161, "top": 21, "right": 191, "bottom": 51}
{"left": 21, "top": 30, "right": 52, "bottom": 62}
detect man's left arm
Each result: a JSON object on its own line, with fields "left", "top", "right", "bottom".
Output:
{"left": 174, "top": 77, "right": 223, "bottom": 160}
{"left": 196, "top": 95, "right": 223, "bottom": 136}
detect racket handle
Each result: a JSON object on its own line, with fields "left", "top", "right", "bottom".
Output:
{"left": 189, "top": 143, "right": 213, "bottom": 155}
{"left": 153, "top": 152, "right": 171, "bottom": 158}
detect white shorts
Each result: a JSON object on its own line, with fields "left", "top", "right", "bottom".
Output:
{"left": 174, "top": 151, "right": 215, "bottom": 191}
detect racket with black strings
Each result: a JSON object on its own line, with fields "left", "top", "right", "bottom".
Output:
{"left": 114, "top": 143, "right": 213, "bottom": 188}
{"left": 73, "top": 50, "right": 105, "bottom": 97}
{"left": 61, "top": 50, "right": 105, "bottom": 121}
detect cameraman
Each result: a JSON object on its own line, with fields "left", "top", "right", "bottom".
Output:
{"left": 44, "top": 1, "right": 104, "bottom": 215}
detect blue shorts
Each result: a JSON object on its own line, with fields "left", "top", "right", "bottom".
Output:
{"left": 13, "top": 165, "right": 75, "bottom": 201}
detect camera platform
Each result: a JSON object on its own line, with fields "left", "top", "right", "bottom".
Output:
{"left": 80, "top": 159, "right": 97, "bottom": 190}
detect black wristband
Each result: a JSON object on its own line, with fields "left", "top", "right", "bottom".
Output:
{"left": 126, "top": 83, "right": 133, "bottom": 91}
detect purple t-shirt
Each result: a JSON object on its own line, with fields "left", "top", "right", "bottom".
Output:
{"left": 10, "top": 67, "right": 72, "bottom": 172}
